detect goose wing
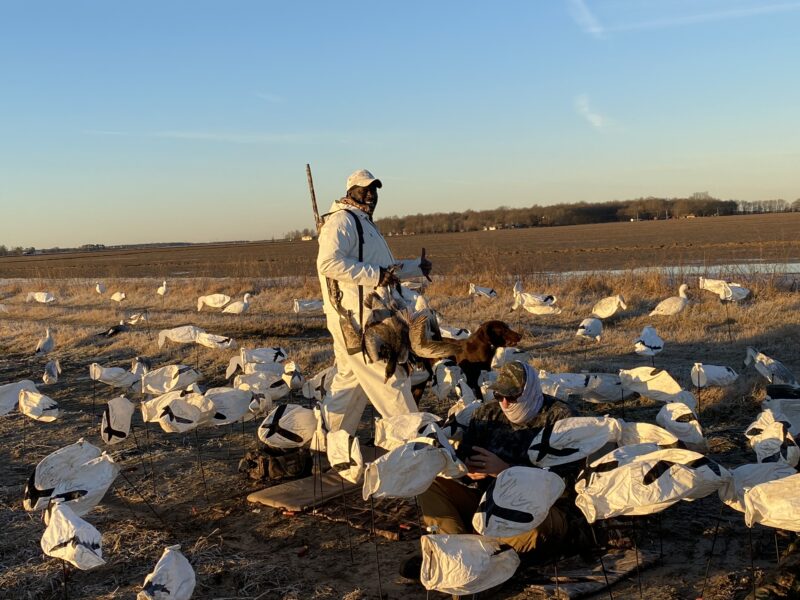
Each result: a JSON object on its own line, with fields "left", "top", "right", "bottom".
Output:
{"left": 409, "top": 313, "right": 462, "bottom": 359}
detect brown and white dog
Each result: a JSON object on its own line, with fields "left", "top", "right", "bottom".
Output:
{"left": 410, "top": 314, "right": 522, "bottom": 398}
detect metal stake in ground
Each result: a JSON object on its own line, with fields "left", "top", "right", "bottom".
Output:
{"left": 194, "top": 428, "right": 209, "bottom": 503}
{"left": 700, "top": 503, "right": 725, "bottom": 598}
{"left": 370, "top": 495, "right": 384, "bottom": 600}
{"left": 591, "top": 524, "right": 614, "bottom": 600}
{"left": 118, "top": 470, "right": 167, "bottom": 527}
{"left": 91, "top": 379, "right": 97, "bottom": 428}
{"left": 338, "top": 473, "right": 355, "bottom": 563}
{"left": 723, "top": 301, "right": 734, "bottom": 344}
{"left": 748, "top": 525, "right": 757, "bottom": 599}
{"left": 61, "top": 559, "right": 69, "bottom": 600}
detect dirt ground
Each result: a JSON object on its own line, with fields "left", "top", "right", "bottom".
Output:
{"left": 1, "top": 225, "right": 799, "bottom": 599}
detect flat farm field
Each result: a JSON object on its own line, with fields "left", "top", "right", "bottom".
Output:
{"left": 1, "top": 213, "right": 798, "bottom": 279}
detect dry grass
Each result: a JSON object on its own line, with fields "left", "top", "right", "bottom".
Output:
{"left": 1, "top": 266, "right": 799, "bottom": 599}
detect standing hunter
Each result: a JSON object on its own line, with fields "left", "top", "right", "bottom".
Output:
{"left": 316, "top": 169, "right": 432, "bottom": 435}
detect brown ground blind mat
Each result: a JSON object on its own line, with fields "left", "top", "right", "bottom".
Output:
{"left": 247, "top": 471, "right": 358, "bottom": 512}
{"left": 524, "top": 548, "right": 660, "bottom": 599}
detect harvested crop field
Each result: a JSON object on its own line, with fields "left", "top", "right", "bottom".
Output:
{"left": 1, "top": 218, "right": 799, "bottom": 600}
{"left": 1, "top": 213, "right": 798, "bottom": 279}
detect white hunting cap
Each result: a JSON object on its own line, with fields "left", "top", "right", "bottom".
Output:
{"left": 346, "top": 169, "right": 382, "bottom": 192}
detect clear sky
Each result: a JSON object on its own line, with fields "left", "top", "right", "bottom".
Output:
{"left": 2, "top": 0, "right": 800, "bottom": 248}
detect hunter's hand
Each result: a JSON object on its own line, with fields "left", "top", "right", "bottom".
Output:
{"left": 466, "top": 446, "right": 509, "bottom": 478}
{"left": 420, "top": 247, "right": 432, "bottom": 281}
{"left": 378, "top": 265, "right": 401, "bottom": 287}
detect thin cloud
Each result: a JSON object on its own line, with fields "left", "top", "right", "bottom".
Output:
{"left": 574, "top": 95, "right": 608, "bottom": 130}
{"left": 256, "top": 92, "right": 284, "bottom": 103}
{"left": 567, "top": 0, "right": 606, "bottom": 38}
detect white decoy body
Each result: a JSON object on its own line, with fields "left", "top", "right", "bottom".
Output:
{"left": 35, "top": 327, "right": 55, "bottom": 355}
{"left": 197, "top": 293, "right": 231, "bottom": 311}
{"left": 650, "top": 284, "right": 689, "bottom": 316}
{"left": 512, "top": 280, "right": 560, "bottom": 314}
{"left": 27, "top": 292, "right": 55, "bottom": 304}
{"left": 469, "top": 283, "right": 497, "bottom": 299}
{"left": 43, "top": 360, "right": 61, "bottom": 385}
{"left": 576, "top": 318, "right": 603, "bottom": 341}
{"left": 699, "top": 277, "right": 750, "bottom": 302}
{"left": 293, "top": 298, "right": 323, "bottom": 314}
{"left": 744, "top": 347, "right": 799, "bottom": 387}
{"left": 591, "top": 295, "right": 626, "bottom": 319}
{"left": 95, "top": 282, "right": 106, "bottom": 295}
{"left": 110, "top": 292, "right": 126, "bottom": 303}
{"left": 222, "top": 293, "right": 252, "bottom": 314}
{"left": 634, "top": 325, "right": 664, "bottom": 356}
{"left": 156, "top": 280, "right": 167, "bottom": 297}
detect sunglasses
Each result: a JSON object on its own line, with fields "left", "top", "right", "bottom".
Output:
{"left": 495, "top": 393, "right": 520, "bottom": 403}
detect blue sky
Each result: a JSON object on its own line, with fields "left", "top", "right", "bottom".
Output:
{"left": 1, "top": 0, "right": 799, "bottom": 248}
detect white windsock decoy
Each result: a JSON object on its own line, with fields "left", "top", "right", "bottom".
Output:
{"left": 745, "top": 409, "right": 799, "bottom": 467}
{"left": 157, "top": 280, "right": 167, "bottom": 297}
{"left": 46, "top": 453, "right": 120, "bottom": 523}
{"left": 126, "top": 312, "right": 148, "bottom": 325}
{"left": 141, "top": 391, "right": 215, "bottom": 434}
{"left": 420, "top": 534, "right": 520, "bottom": 596}
{"left": 0, "top": 379, "right": 38, "bottom": 415}
{"left": 130, "top": 356, "right": 151, "bottom": 379}
{"left": 138, "top": 545, "right": 196, "bottom": 600}
{"left": 472, "top": 467, "right": 565, "bottom": 538}
{"left": 225, "top": 356, "right": 284, "bottom": 379}
{"left": 89, "top": 363, "right": 139, "bottom": 389}
{"left": 511, "top": 280, "right": 557, "bottom": 311}
{"left": 690, "top": 363, "right": 738, "bottom": 388}
{"left": 478, "top": 370, "right": 497, "bottom": 401}
{"left": 222, "top": 293, "right": 252, "bottom": 315}
{"left": 26, "top": 291, "right": 55, "bottom": 303}
{"left": 699, "top": 276, "right": 750, "bottom": 302}
{"left": 744, "top": 473, "right": 800, "bottom": 532}
{"left": 762, "top": 398, "right": 800, "bottom": 437}
{"left": 491, "top": 347, "right": 529, "bottom": 370}
{"left": 293, "top": 298, "right": 324, "bottom": 314}
{"left": 576, "top": 318, "right": 602, "bottom": 341}
{"left": 718, "top": 462, "right": 797, "bottom": 514}
{"left": 326, "top": 429, "right": 364, "bottom": 483}
{"left": 441, "top": 397, "right": 483, "bottom": 442}
{"left": 19, "top": 389, "right": 60, "bottom": 422}
{"left": 301, "top": 365, "right": 337, "bottom": 401}
{"left": 258, "top": 404, "right": 316, "bottom": 449}
{"left": 35, "top": 327, "right": 55, "bottom": 355}
{"left": 656, "top": 403, "right": 706, "bottom": 452}
{"left": 141, "top": 365, "right": 200, "bottom": 395}
{"left": 363, "top": 439, "right": 451, "bottom": 500}
{"left": 575, "top": 448, "right": 730, "bottom": 523}
{"left": 527, "top": 416, "right": 622, "bottom": 468}
{"left": 95, "top": 282, "right": 106, "bottom": 295}
{"left": 453, "top": 377, "right": 477, "bottom": 404}
{"left": 196, "top": 293, "right": 231, "bottom": 311}
{"left": 618, "top": 421, "right": 681, "bottom": 448}
{"left": 634, "top": 325, "right": 664, "bottom": 356}
{"left": 619, "top": 367, "right": 697, "bottom": 409}
{"left": 241, "top": 346, "right": 287, "bottom": 364}
{"left": 23, "top": 439, "right": 103, "bottom": 511}
{"left": 41, "top": 502, "right": 105, "bottom": 570}
{"left": 439, "top": 325, "right": 471, "bottom": 340}
{"left": 374, "top": 412, "right": 442, "bottom": 451}
{"left": 100, "top": 396, "right": 136, "bottom": 444}
{"left": 195, "top": 331, "right": 236, "bottom": 349}
{"left": 744, "top": 346, "right": 799, "bottom": 387}
{"left": 204, "top": 387, "right": 254, "bottom": 425}
{"left": 110, "top": 291, "right": 126, "bottom": 303}
{"left": 650, "top": 284, "right": 689, "bottom": 316}
{"left": 430, "top": 359, "right": 463, "bottom": 401}
{"left": 157, "top": 325, "right": 203, "bottom": 349}
{"left": 538, "top": 370, "right": 634, "bottom": 405}
{"left": 591, "top": 295, "right": 627, "bottom": 319}
{"left": 248, "top": 395, "right": 273, "bottom": 419}
{"left": 234, "top": 370, "right": 290, "bottom": 401}
{"left": 469, "top": 283, "right": 497, "bottom": 299}
{"left": 42, "top": 359, "right": 62, "bottom": 385}
{"left": 281, "top": 361, "right": 304, "bottom": 390}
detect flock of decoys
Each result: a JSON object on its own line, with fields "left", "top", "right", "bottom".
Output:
{"left": 2, "top": 273, "right": 799, "bottom": 599}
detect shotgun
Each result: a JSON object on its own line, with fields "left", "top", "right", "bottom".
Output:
{"left": 306, "top": 163, "right": 322, "bottom": 233}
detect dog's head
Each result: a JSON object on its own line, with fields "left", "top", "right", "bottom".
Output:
{"left": 478, "top": 320, "right": 522, "bottom": 348}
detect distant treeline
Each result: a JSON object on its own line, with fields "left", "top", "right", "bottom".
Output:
{"left": 373, "top": 194, "right": 800, "bottom": 235}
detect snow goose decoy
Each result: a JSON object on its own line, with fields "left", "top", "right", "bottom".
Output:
{"left": 745, "top": 409, "right": 799, "bottom": 467}
{"left": 656, "top": 402, "right": 706, "bottom": 452}
{"left": 743, "top": 472, "right": 800, "bottom": 532}
{"left": 139, "top": 545, "right": 196, "bottom": 600}
{"left": 374, "top": 412, "right": 442, "bottom": 451}
{"left": 511, "top": 281, "right": 561, "bottom": 315}
{"left": 41, "top": 501, "right": 105, "bottom": 570}
{"left": 538, "top": 370, "right": 634, "bottom": 404}
{"left": 744, "top": 346, "right": 799, "bottom": 387}
{"left": 469, "top": 283, "right": 497, "bottom": 299}
{"left": 591, "top": 294, "right": 626, "bottom": 319}
{"left": 0, "top": 379, "right": 38, "bottom": 416}
{"left": 23, "top": 439, "right": 102, "bottom": 511}
{"left": 90, "top": 363, "right": 139, "bottom": 389}
{"left": 619, "top": 366, "right": 697, "bottom": 410}
{"left": 157, "top": 325, "right": 203, "bottom": 349}
{"left": 618, "top": 421, "right": 681, "bottom": 447}
{"left": 42, "top": 359, "right": 61, "bottom": 385}
{"left": 204, "top": 387, "right": 254, "bottom": 426}
{"left": 527, "top": 416, "right": 622, "bottom": 468}
{"left": 140, "top": 365, "right": 200, "bottom": 395}
{"left": 19, "top": 389, "right": 60, "bottom": 421}
{"left": 195, "top": 331, "right": 236, "bottom": 350}
{"left": 45, "top": 453, "right": 120, "bottom": 523}
{"left": 293, "top": 298, "right": 323, "bottom": 314}
{"left": 197, "top": 293, "right": 231, "bottom": 311}
{"left": 141, "top": 390, "right": 216, "bottom": 433}
{"left": 326, "top": 429, "right": 365, "bottom": 483}
{"left": 109, "top": 291, "right": 126, "bottom": 303}
{"left": 576, "top": 317, "right": 602, "bottom": 341}
{"left": 100, "top": 396, "right": 136, "bottom": 444}
{"left": 258, "top": 404, "right": 317, "bottom": 449}
{"left": 35, "top": 327, "right": 55, "bottom": 355}
{"left": 649, "top": 284, "right": 689, "bottom": 316}
{"left": 99, "top": 320, "right": 130, "bottom": 338}
{"left": 718, "top": 462, "right": 797, "bottom": 514}
{"left": 690, "top": 363, "right": 738, "bottom": 388}
{"left": 301, "top": 365, "right": 337, "bottom": 402}
{"left": 472, "top": 466, "right": 565, "bottom": 538}
{"left": 634, "top": 325, "right": 664, "bottom": 362}
{"left": 699, "top": 276, "right": 750, "bottom": 302}
{"left": 222, "top": 293, "right": 251, "bottom": 314}
{"left": 439, "top": 325, "right": 471, "bottom": 340}
{"left": 156, "top": 280, "right": 167, "bottom": 297}
{"left": 420, "top": 534, "right": 520, "bottom": 596}
{"left": 95, "top": 282, "right": 106, "bottom": 295}
{"left": 26, "top": 291, "right": 55, "bottom": 304}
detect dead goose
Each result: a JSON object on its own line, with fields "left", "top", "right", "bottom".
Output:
{"left": 362, "top": 286, "right": 412, "bottom": 382}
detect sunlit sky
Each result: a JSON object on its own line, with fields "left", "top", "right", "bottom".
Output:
{"left": 2, "top": 0, "right": 800, "bottom": 248}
